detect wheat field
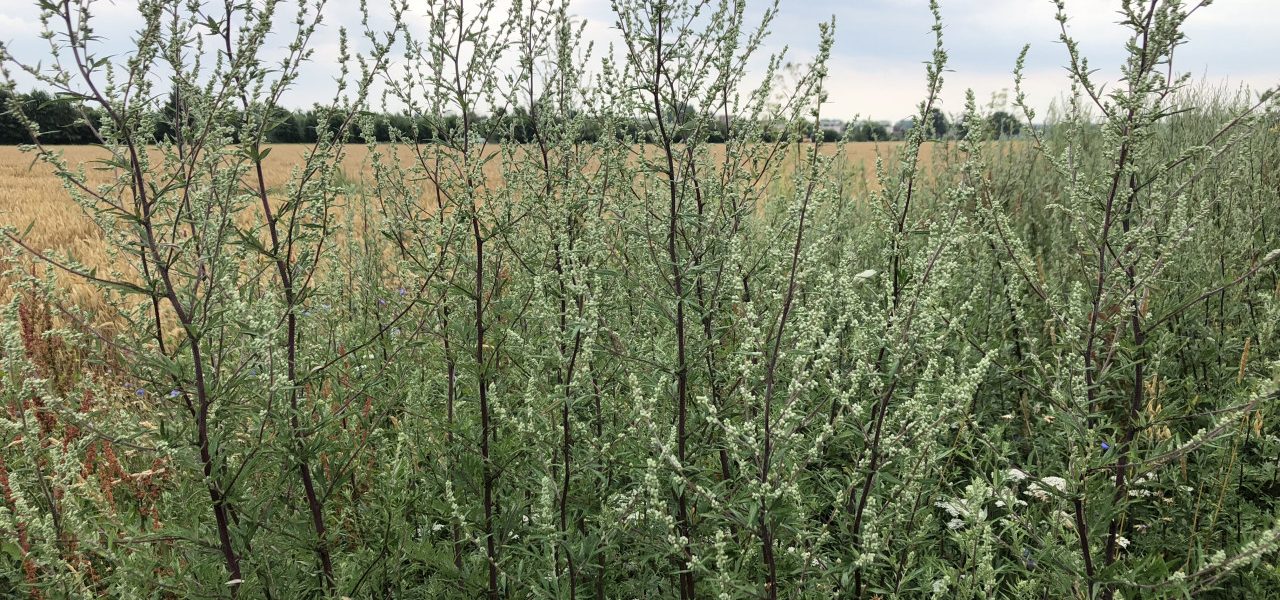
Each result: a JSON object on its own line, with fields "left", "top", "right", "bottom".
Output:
{"left": 0, "top": 141, "right": 935, "bottom": 310}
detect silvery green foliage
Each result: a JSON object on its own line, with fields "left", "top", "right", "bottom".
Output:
{"left": 1, "top": 0, "right": 398, "bottom": 595}
{"left": 1, "top": 0, "right": 1279, "bottom": 598}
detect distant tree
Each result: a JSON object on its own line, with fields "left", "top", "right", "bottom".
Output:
{"left": 925, "top": 107, "right": 948, "bottom": 138}
{"left": 514, "top": 107, "right": 537, "bottom": 144}
{"left": 891, "top": 117, "right": 913, "bottom": 140}
{"left": 706, "top": 112, "right": 730, "bottom": 143}
{"left": 369, "top": 113, "right": 391, "bottom": 142}
{"left": 987, "top": 110, "right": 1022, "bottom": 138}
{"left": 381, "top": 113, "right": 416, "bottom": 141}
{"left": 664, "top": 101, "right": 699, "bottom": 142}
{"left": 15, "top": 90, "right": 97, "bottom": 144}
{"left": 0, "top": 88, "right": 26, "bottom": 143}
{"left": 846, "top": 120, "right": 889, "bottom": 142}
{"left": 891, "top": 109, "right": 948, "bottom": 140}
{"left": 575, "top": 116, "right": 602, "bottom": 144}
{"left": 298, "top": 110, "right": 320, "bottom": 142}
{"left": 490, "top": 106, "right": 536, "bottom": 143}
{"left": 613, "top": 117, "right": 650, "bottom": 143}
{"left": 321, "top": 111, "right": 348, "bottom": 141}
{"left": 153, "top": 90, "right": 195, "bottom": 143}
{"left": 266, "top": 108, "right": 306, "bottom": 143}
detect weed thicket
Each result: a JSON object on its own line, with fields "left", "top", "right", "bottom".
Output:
{"left": 1, "top": 0, "right": 1278, "bottom": 598}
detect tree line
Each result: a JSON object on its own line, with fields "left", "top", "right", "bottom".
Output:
{"left": 1, "top": 87, "right": 1023, "bottom": 145}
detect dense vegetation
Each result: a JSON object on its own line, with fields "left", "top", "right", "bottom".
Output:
{"left": 1, "top": 0, "right": 1278, "bottom": 598}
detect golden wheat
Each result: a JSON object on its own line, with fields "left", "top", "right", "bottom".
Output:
{"left": 0, "top": 141, "right": 938, "bottom": 312}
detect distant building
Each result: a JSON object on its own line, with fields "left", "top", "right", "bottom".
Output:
{"left": 818, "top": 118, "right": 845, "bottom": 132}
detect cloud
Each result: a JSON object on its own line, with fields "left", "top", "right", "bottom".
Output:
{"left": 796, "top": 0, "right": 1279, "bottom": 119}
{"left": 1, "top": 0, "right": 1274, "bottom": 121}
{"left": 0, "top": 12, "right": 37, "bottom": 34}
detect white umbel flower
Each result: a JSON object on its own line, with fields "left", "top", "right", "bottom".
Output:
{"left": 1025, "top": 476, "right": 1067, "bottom": 501}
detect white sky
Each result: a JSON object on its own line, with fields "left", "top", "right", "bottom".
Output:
{"left": 1, "top": 0, "right": 1276, "bottom": 122}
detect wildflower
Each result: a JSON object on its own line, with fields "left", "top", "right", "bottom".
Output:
{"left": 1007, "top": 468, "right": 1028, "bottom": 481}
{"left": 1025, "top": 476, "right": 1066, "bottom": 501}
{"left": 135, "top": 388, "right": 146, "bottom": 397}
{"left": 937, "top": 500, "right": 966, "bottom": 517}
{"left": 1101, "top": 441, "right": 1110, "bottom": 451}
{"left": 168, "top": 389, "right": 180, "bottom": 398}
